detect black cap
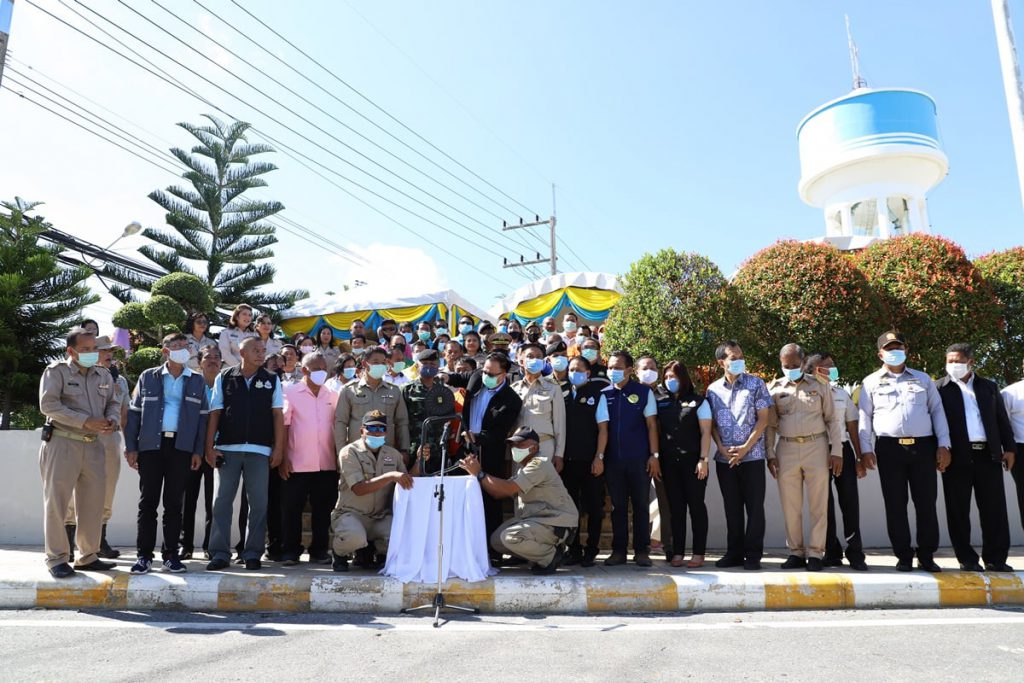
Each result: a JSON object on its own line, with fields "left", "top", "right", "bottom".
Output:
{"left": 415, "top": 349, "right": 439, "bottom": 362}
{"left": 361, "top": 410, "right": 387, "bottom": 428}
{"left": 877, "top": 331, "right": 906, "bottom": 350}
{"left": 506, "top": 426, "right": 540, "bottom": 444}
{"left": 545, "top": 340, "right": 566, "bottom": 356}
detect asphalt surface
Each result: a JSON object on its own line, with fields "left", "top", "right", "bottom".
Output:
{"left": 2, "top": 607, "right": 1023, "bottom": 681}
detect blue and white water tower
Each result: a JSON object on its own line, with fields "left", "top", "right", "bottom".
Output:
{"left": 797, "top": 88, "right": 948, "bottom": 250}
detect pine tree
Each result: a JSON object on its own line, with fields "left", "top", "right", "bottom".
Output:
{"left": 105, "top": 115, "right": 305, "bottom": 319}
{"left": 0, "top": 198, "right": 99, "bottom": 429}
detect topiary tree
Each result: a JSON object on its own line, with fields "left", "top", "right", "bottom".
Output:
{"left": 855, "top": 234, "right": 1002, "bottom": 374}
{"left": 113, "top": 274, "right": 210, "bottom": 349}
{"left": 123, "top": 346, "right": 164, "bottom": 385}
{"left": 602, "top": 249, "right": 745, "bottom": 380}
{"left": 111, "top": 302, "right": 149, "bottom": 331}
{"left": 142, "top": 294, "right": 186, "bottom": 329}
{"left": 150, "top": 272, "right": 215, "bottom": 314}
{"left": 733, "top": 240, "right": 889, "bottom": 382}
{"left": 975, "top": 246, "right": 1024, "bottom": 384}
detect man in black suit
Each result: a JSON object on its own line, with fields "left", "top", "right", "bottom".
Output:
{"left": 461, "top": 352, "right": 523, "bottom": 546}
{"left": 935, "top": 343, "right": 1017, "bottom": 572}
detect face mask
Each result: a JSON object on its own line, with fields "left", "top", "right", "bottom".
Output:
{"left": 168, "top": 348, "right": 191, "bottom": 365}
{"left": 498, "top": 325, "right": 508, "bottom": 333}
{"left": 563, "top": 322, "right": 577, "bottom": 333}
{"left": 727, "top": 359, "right": 746, "bottom": 375}
{"left": 582, "top": 348, "right": 599, "bottom": 363}
{"left": 300, "top": 345, "right": 314, "bottom": 355}
{"left": 638, "top": 368, "right": 658, "bottom": 385}
{"left": 570, "top": 371, "right": 589, "bottom": 387}
{"left": 524, "top": 357, "right": 545, "bottom": 374}
{"left": 343, "top": 367, "right": 357, "bottom": 380}
{"left": 459, "top": 323, "right": 473, "bottom": 335}
{"left": 526, "top": 332, "right": 540, "bottom": 343}
{"left": 509, "top": 330, "right": 522, "bottom": 341}
{"left": 575, "top": 335, "right": 587, "bottom": 346}
{"left": 946, "top": 362, "right": 970, "bottom": 380}
{"left": 368, "top": 364, "right": 387, "bottom": 379}
{"left": 436, "top": 327, "right": 448, "bottom": 336}
{"left": 550, "top": 356, "right": 569, "bottom": 372}
{"left": 881, "top": 350, "right": 906, "bottom": 366}
{"left": 392, "top": 361, "right": 406, "bottom": 373}
{"left": 437, "top": 342, "right": 447, "bottom": 352}
{"left": 76, "top": 351, "right": 99, "bottom": 368}
{"left": 608, "top": 368, "right": 626, "bottom": 384}
{"left": 783, "top": 368, "right": 803, "bottom": 382}
{"left": 365, "top": 434, "right": 386, "bottom": 449}
{"left": 665, "top": 378, "right": 680, "bottom": 393}
{"left": 828, "top": 367, "right": 840, "bottom": 383}
{"left": 420, "top": 365, "right": 439, "bottom": 379}
{"left": 511, "top": 447, "right": 532, "bottom": 463}
{"left": 309, "top": 370, "right": 328, "bottom": 385}
{"left": 352, "top": 347, "right": 366, "bottom": 356}
{"left": 401, "top": 332, "right": 413, "bottom": 343}
{"left": 482, "top": 374, "right": 500, "bottom": 389}
{"left": 418, "top": 331, "right": 432, "bottom": 341}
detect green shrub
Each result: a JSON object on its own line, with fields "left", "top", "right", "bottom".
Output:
{"left": 143, "top": 294, "right": 186, "bottom": 329}
{"left": 151, "top": 272, "right": 215, "bottom": 313}
{"left": 111, "top": 302, "right": 149, "bottom": 331}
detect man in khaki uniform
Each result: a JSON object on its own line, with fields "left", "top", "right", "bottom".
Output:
{"left": 511, "top": 342, "right": 566, "bottom": 470}
{"left": 461, "top": 427, "right": 578, "bottom": 574}
{"left": 334, "top": 346, "right": 410, "bottom": 459}
{"left": 65, "top": 335, "right": 128, "bottom": 560}
{"left": 330, "top": 411, "right": 413, "bottom": 572}
{"left": 766, "top": 343, "right": 843, "bottom": 572}
{"left": 38, "top": 328, "right": 122, "bottom": 578}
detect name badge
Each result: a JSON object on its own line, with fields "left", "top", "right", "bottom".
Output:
{"left": 586, "top": 397, "right": 595, "bottom": 406}
{"left": 437, "top": 396, "right": 444, "bottom": 404}
{"left": 383, "top": 454, "right": 394, "bottom": 464}
{"left": 627, "top": 394, "right": 639, "bottom": 404}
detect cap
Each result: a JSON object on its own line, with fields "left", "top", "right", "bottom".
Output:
{"left": 415, "top": 348, "right": 439, "bottom": 362}
{"left": 361, "top": 410, "right": 388, "bottom": 428}
{"left": 94, "top": 335, "right": 114, "bottom": 350}
{"left": 524, "top": 320, "right": 541, "bottom": 330}
{"left": 506, "top": 426, "right": 540, "bottom": 444}
{"left": 877, "top": 331, "right": 906, "bottom": 350}
{"left": 545, "top": 340, "right": 567, "bottom": 356}
{"left": 487, "top": 332, "right": 512, "bottom": 348}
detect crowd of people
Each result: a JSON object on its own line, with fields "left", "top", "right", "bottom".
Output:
{"left": 36, "top": 306, "right": 1024, "bottom": 580}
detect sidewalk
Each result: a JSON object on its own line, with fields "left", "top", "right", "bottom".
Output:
{"left": 2, "top": 546, "right": 1022, "bottom": 614}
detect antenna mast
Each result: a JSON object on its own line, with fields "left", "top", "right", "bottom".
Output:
{"left": 846, "top": 14, "right": 868, "bottom": 89}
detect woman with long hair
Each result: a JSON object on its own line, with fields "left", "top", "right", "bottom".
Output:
{"left": 183, "top": 312, "right": 217, "bottom": 371}
{"left": 255, "top": 314, "right": 283, "bottom": 357}
{"left": 218, "top": 303, "right": 256, "bottom": 367}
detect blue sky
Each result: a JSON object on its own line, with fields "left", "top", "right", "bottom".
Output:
{"left": 1, "top": 1, "right": 1022, "bottom": 327}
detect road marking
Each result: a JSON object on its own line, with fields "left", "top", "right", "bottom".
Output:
{"left": 0, "top": 614, "right": 1023, "bottom": 633}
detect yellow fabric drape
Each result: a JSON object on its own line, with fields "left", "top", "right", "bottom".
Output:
{"left": 565, "top": 286, "right": 621, "bottom": 311}
{"left": 374, "top": 303, "right": 439, "bottom": 322}
{"left": 511, "top": 289, "right": 566, "bottom": 319}
{"left": 280, "top": 315, "right": 320, "bottom": 337}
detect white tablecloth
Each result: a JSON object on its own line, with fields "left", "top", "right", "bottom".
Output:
{"left": 383, "top": 475, "right": 493, "bottom": 583}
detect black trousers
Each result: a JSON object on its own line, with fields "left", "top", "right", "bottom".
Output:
{"left": 716, "top": 459, "right": 765, "bottom": 562}
{"left": 825, "top": 442, "right": 864, "bottom": 563}
{"left": 661, "top": 451, "right": 708, "bottom": 556}
{"left": 1014, "top": 444, "right": 1024, "bottom": 532}
{"left": 481, "top": 450, "right": 507, "bottom": 545}
{"left": 181, "top": 460, "right": 214, "bottom": 553}
{"left": 606, "top": 457, "right": 650, "bottom": 554}
{"left": 136, "top": 438, "right": 192, "bottom": 560}
{"left": 281, "top": 470, "right": 339, "bottom": 559}
{"left": 237, "top": 465, "right": 283, "bottom": 556}
{"left": 941, "top": 447, "right": 1010, "bottom": 566}
{"left": 559, "top": 459, "right": 606, "bottom": 552}
{"left": 875, "top": 436, "right": 939, "bottom": 563}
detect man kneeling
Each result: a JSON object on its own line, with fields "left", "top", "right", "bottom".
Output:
{"left": 461, "top": 426, "right": 578, "bottom": 574}
{"left": 331, "top": 410, "right": 413, "bottom": 571}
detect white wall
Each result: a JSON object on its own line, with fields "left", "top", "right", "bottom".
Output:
{"left": 2, "top": 429, "right": 1022, "bottom": 549}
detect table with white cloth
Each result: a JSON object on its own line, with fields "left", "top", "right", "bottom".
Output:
{"left": 383, "top": 475, "right": 494, "bottom": 583}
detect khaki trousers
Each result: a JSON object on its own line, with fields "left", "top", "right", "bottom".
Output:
{"left": 490, "top": 518, "right": 560, "bottom": 566}
{"left": 331, "top": 510, "right": 392, "bottom": 556}
{"left": 776, "top": 438, "right": 830, "bottom": 559}
{"left": 40, "top": 436, "right": 106, "bottom": 568}
{"left": 66, "top": 432, "right": 122, "bottom": 525}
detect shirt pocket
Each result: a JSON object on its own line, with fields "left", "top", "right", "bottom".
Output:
{"left": 529, "top": 393, "right": 552, "bottom": 415}
{"left": 873, "top": 387, "right": 898, "bottom": 410}
{"left": 775, "top": 393, "right": 796, "bottom": 415}
{"left": 905, "top": 384, "right": 927, "bottom": 405}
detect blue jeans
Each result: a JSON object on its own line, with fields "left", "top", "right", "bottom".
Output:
{"left": 606, "top": 456, "right": 651, "bottom": 554}
{"left": 209, "top": 451, "right": 269, "bottom": 561}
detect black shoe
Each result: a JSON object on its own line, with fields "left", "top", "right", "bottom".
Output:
{"left": 505, "top": 556, "right": 528, "bottom": 567}
{"left": 309, "top": 553, "right": 332, "bottom": 565}
{"left": 65, "top": 524, "right": 76, "bottom": 563}
{"left": 959, "top": 561, "right": 985, "bottom": 572}
{"left": 985, "top": 562, "right": 1015, "bottom": 572}
{"left": 181, "top": 549, "right": 194, "bottom": 560}
{"left": 48, "top": 563, "right": 76, "bottom": 579}
{"left": 715, "top": 555, "right": 745, "bottom": 568}
{"left": 74, "top": 559, "right": 115, "bottom": 571}
{"left": 821, "top": 556, "right": 844, "bottom": 568}
{"left": 532, "top": 546, "right": 566, "bottom": 575}
{"left": 743, "top": 560, "right": 762, "bottom": 571}
{"left": 206, "top": 559, "right": 230, "bottom": 571}
{"left": 896, "top": 560, "right": 914, "bottom": 572}
{"left": 604, "top": 552, "right": 627, "bottom": 566}
{"left": 98, "top": 524, "right": 120, "bottom": 559}
{"left": 849, "top": 560, "right": 869, "bottom": 571}
{"left": 332, "top": 553, "right": 349, "bottom": 572}
{"left": 281, "top": 557, "right": 300, "bottom": 567}
{"left": 781, "top": 555, "right": 807, "bottom": 570}
{"left": 806, "top": 557, "right": 823, "bottom": 572}
{"left": 633, "top": 551, "right": 653, "bottom": 567}
{"left": 244, "top": 559, "right": 262, "bottom": 571}
{"left": 353, "top": 547, "right": 373, "bottom": 568}
{"left": 563, "top": 548, "right": 583, "bottom": 566}
{"left": 265, "top": 552, "right": 283, "bottom": 563}
{"left": 580, "top": 548, "right": 599, "bottom": 568}
{"left": 917, "top": 559, "right": 942, "bottom": 573}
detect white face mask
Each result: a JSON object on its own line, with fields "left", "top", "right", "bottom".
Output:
{"left": 511, "top": 447, "right": 532, "bottom": 463}
{"left": 168, "top": 348, "right": 191, "bottom": 365}
{"left": 638, "top": 368, "right": 658, "bottom": 385}
{"left": 309, "top": 370, "right": 329, "bottom": 386}
{"left": 946, "top": 362, "right": 970, "bottom": 380}
{"left": 300, "top": 345, "right": 314, "bottom": 355}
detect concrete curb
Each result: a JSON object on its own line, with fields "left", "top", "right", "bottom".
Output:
{"left": 2, "top": 570, "right": 1023, "bottom": 613}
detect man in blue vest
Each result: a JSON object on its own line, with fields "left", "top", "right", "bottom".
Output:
{"left": 204, "top": 337, "right": 285, "bottom": 571}
{"left": 602, "top": 350, "right": 661, "bottom": 567}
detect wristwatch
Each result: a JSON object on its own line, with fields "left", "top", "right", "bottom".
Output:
{"left": 596, "top": 453, "right": 604, "bottom": 461}
{"left": 475, "top": 470, "right": 486, "bottom": 481}
{"left": 652, "top": 452, "right": 660, "bottom": 460}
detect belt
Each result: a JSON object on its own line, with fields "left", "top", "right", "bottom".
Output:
{"left": 162, "top": 431, "right": 177, "bottom": 439}
{"left": 779, "top": 431, "right": 826, "bottom": 444}
{"left": 879, "top": 436, "right": 933, "bottom": 446}
{"left": 52, "top": 429, "right": 98, "bottom": 443}
{"left": 970, "top": 442, "right": 987, "bottom": 451}
{"left": 538, "top": 434, "right": 554, "bottom": 442}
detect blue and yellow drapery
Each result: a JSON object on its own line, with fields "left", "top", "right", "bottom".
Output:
{"left": 506, "top": 286, "right": 621, "bottom": 324}
{"left": 280, "top": 303, "right": 482, "bottom": 339}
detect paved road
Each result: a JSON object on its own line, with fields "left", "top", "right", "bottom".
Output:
{"left": 2, "top": 607, "right": 1023, "bottom": 681}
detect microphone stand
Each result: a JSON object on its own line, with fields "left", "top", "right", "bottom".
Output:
{"left": 402, "top": 414, "right": 480, "bottom": 627}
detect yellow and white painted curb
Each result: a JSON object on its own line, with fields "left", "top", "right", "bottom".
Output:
{"left": 1, "top": 570, "right": 1022, "bottom": 613}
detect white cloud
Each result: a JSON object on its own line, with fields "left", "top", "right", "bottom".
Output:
{"left": 321, "top": 241, "right": 448, "bottom": 299}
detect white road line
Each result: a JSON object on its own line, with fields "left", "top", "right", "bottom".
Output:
{"left": 0, "top": 615, "right": 1023, "bottom": 633}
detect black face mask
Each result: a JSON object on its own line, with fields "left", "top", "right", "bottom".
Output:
{"left": 509, "top": 330, "right": 522, "bottom": 341}
{"left": 109, "top": 365, "right": 120, "bottom": 382}
{"left": 526, "top": 332, "right": 540, "bottom": 343}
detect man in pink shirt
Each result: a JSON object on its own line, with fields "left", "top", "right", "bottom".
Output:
{"left": 280, "top": 351, "right": 340, "bottom": 565}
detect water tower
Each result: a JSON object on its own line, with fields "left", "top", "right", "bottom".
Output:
{"left": 796, "top": 19, "right": 948, "bottom": 250}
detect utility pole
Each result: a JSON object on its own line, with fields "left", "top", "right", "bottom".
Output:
{"left": 992, "top": 0, "right": 1024, "bottom": 213}
{"left": 0, "top": 0, "right": 14, "bottom": 89}
{"left": 501, "top": 184, "right": 558, "bottom": 277}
